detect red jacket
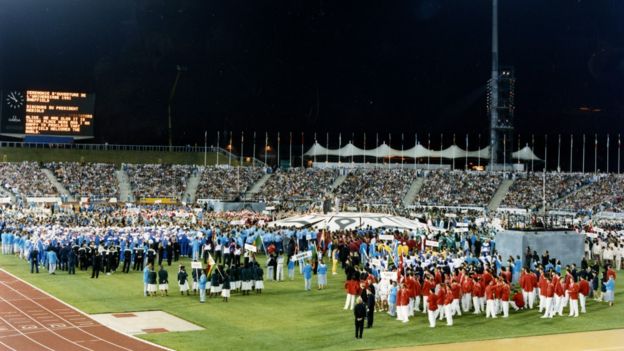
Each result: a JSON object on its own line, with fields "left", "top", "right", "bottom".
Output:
{"left": 444, "top": 290, "right": 454, "bottom": 305}
{"left": 607, "top": 268, "right": 617, "bottom": 281}
{"left": 428, "top": 293, "right": 438, "bottom": 311}
{"left": 568, "top": 283, "right": 579, "bottom": 300}
{"left": 579, "top": 280, "right": 590, "bottom": 296}
{"left": 397, "top": 288, "right": 410, "bottom": 306}
{"left": 521, "top": 273, "right": 534, "bottom": 292}
{"left": 436, "top": 287, "right": 447, "bottom": 305}
{"left": 472, "top": 281, "right": 483, "bottom": 297}
{"left": 482, "top": 271, "right": 493, "bottom": 286}
{"left": 422, "top": 280, "right": 433, "bottom": 297}
{"left": 554, "top": 281, "right": 564, "bottom": 297}
{"left": 462, "top": 279, "right": 473, "bottom": 295}
{"left": 346, "top": 280, "right": 360, "bottom": 295}
{"left": 494, "top": 283, "right": 503, "bottom": 299}
{"left": 485, "top": 284, "right": 495, "bottom": 300}
{"left": 545, "top": 282, "right": 554, "bottom": 298}
{"left": 502, "top": 270, "right": 512, "bottom": 284}
{"left": 500, "top": 283, "right": 510, "bottom": 301}
{"left": 512, "top": 292, "right": 524, "bottom": 308}
{"left": 413, "top": 279, "right": 422, "bottom": 297}
{"left": 451, "top": 282, "right": 461, "bottom": 299}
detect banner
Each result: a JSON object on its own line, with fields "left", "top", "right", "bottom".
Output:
{"left": 244, "top": 244, "right": 257, "bottom": 253}
{"left": 425, "top": 240, "right": 439, "bottom": 248}
{"left": 191, "top": 261, "right": 203, "bottom": 269}
{"left": 290, "top": 251, "right": 312, "bottom": 262}
{"left": 379, "top": 234, "right": 394, "bottom": 241}
{"left": 381, "top": 271, "right": 397, "bottom": 281}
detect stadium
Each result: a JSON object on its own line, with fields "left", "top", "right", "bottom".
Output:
{"left": 0, "top": 1, "right": 623, "bottom": 351}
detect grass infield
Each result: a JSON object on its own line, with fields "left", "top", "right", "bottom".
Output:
{"left": 0, "top": 254, "right": 621, "bottom": 351}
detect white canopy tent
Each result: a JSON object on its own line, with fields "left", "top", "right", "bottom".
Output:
{"left": 304, "top": 141, "right": 541, "bottom": 161}
{"left": 267, "top": 212, "right": 428, "bottom": 232}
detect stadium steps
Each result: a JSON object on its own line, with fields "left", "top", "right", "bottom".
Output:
{"left": 184, "top": 170, "right": 202, "bottom": 204}
{"left": 115, "top": 169, "right": 134, "bottom": 202}
{"left": 402, "top": 177, "right": 425, "bottom": 207}
{"left": 487, "top": 178, "right": 514, "bottom": 211}
{"left": 41, "top": 169, "right": 75, "bottom": 202}
{"left": 330, "top": 174, "right": 347, "bottom": 190}
{"left": 245, "top": 173, "right": 272, "bottom": 197}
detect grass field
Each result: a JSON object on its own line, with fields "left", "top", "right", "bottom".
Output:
{"left": 0, "top": 254, "right": 621, "bottom": 351}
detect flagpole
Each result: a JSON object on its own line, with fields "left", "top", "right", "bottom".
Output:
{"left": 452, "top": 133, "right": 456, "bottom": 170}
{"left": 388, "top": 132, "right": 392, "bottom": 168}
{"left": 582, "top": 134, "right": 586, "bottom": 173}
{"left": 363, "top": 132, "right": 367, "bottom": 164}
{"left": 289, "top": 131, "right": 292, "bottom": 167}
{"left": 531, "top": 134, "right": 534, "bottom": 172}
{"left": 619, "top": 134, "right": 621, "bottom": 174}
{"left": 228, "top": 132, "right": 233, "bottom": 166}
{"left": 557, "top": 134, "right": 561, "bottom": 172}
{"left": 240, "top": 131, "right": 244, "bottom": 166}
{"left": 264, "top": 132, "right": 268, "bottom": 166}
{"left": 301, "top": 132, "right": 304, "bottom": 167}
{"left": 203, "top": 130, "right": 207, "bottom": 167}
{"left": 427, "top": 133, "right": 431, "bottom": 170}
{"left": 376, "top": 133, "right": 379, "bottom": 167}
{"left": 544, "top": 134, "right": 547, "bottom": 172}
{"left": 277, "top": 132, "right": 281, "bottom": 167}
{"left": 594, "top": 133, "right": 598, "bottom": 174}
{"left": 351, "top": 132, "right": 355, "bottom": 164}
{"left": 569, "top": 134, "right": 573, "bottom": 173}
{"left": 253, "top": 131, "right": 257, "bottom": 167}
{"left": 325, "top": 132, "right": 329, "bottom": 163}
{"left": 338, "top": 132, "right": 342, "bottom": 164}
{"left": 440, "top": 133, "right": 443, "bottom": 167}
{"left": 465, "top": 134, "right": 469, "bottom": 170}
{"left": 478, "top": 133, "right": 481, "bottom": 168}
{"left": 606, "top": 134, "right": 610, "bottom": 173}
{"left": 217, "top": 131, "right": 220, "bottom": 166}
{"left": 313, "top": 132, "right": 317, "bottom": 164}
{"left": 503, "top": 133, "right": 506, "bottom": 172}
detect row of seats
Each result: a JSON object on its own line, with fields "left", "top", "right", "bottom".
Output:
{"left": 0, "top": 161, "right": 622, "bottom": 212}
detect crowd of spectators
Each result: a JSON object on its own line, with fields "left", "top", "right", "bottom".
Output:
{"left": 415, "top": 170, "right": 501, "bottom": 207}
{"left": 0, "top": 162, "right": 57, "bottom": 198}
{"left": 195, "top": 166, "right": 263, "bottom": 201}
{"left": 256, "top": 168, "right": 339, "bottom": 202}
{"left": 501, "top": 172, "right": 592, "bottom": 211}
{"left": 125, "top": 164, "right": 196, "bottom": 200}
{"left": 334, "top": 168, "right": 417, "bottom": 209}
{"left": 555, "top": 174, "right": 624, "bottom": 213}
{"left": 45, "top": 162, "right": 118, "bottom": 199}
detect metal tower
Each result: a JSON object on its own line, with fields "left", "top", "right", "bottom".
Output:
{"left": 488, "top": 0, "right": 514, "bottom": 167}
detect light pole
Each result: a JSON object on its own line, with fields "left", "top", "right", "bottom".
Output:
{"left": 167, "top": 65, "right": 186, "bottom": 148}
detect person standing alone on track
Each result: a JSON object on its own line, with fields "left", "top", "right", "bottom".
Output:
{"left": 354, "top": 297, "right": 366, "bottom": 339}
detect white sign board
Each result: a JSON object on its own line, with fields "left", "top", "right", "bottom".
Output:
{"left": 244, "top": 244, "right": 257, "bottom": 253}
{"left": 381, "top": 271, "right": 397, "bottom": 281}
{"left": 191, "top": 261, "right": 203, "bottom": 269}
{"left": 425, "top": 240, "right": 439, "bottom": 248}
{"left": 379, "top": 234, "right": 394, "bottom": 241}
{"left": 291, "top": 250, "right": 313, "bottom": 262}
{"left": 306, "top": 234, "right": 312, "bottom": 241}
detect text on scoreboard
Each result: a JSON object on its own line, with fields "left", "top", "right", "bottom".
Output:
{"left": 1, "top": 90, "right": 95, "bottom": 137}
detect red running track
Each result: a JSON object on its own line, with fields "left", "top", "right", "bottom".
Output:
{"left": 0, "top": 269, "right": 170, "bottom": 351}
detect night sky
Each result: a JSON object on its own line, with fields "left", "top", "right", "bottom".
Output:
{"left": 0, "top": 0, "right": 623, "bottom": 154}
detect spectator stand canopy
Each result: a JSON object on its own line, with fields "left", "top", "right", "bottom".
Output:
{"left": 267, "top": 212, "right": 428, "bottom": 232}
{"left": 304, "top": 141, "right": 541, "bottom": 161}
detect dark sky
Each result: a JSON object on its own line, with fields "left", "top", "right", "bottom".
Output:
{"left": 0, "top": 0, "right": 623, "bottom": 152}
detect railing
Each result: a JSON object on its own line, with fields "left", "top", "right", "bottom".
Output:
{"left": 0, "top": 142, "right": 267, "bottom": 167}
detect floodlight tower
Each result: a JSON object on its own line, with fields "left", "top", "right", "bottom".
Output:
{"left": 488, "top": 0, "right": 514, "bottom": 169}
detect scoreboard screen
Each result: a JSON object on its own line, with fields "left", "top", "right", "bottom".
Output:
{"left": 1, "top": 90, "right": 95, "bottom": 138}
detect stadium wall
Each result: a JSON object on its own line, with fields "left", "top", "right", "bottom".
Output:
{"left": 495, "top": 230, "right": 585, "bottom": 267}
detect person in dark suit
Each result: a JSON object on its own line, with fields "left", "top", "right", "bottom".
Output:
{"left": 91, "top": 251, "right": 102, "bottom": 279}
{"left": 30, "top": 248, "right": 39, "bottom": 273}
{"left": 354, "top": 297, "right": 366, "bottom": 339}
{"left": 365, "top": 287, "right": 375, "bottom": 328}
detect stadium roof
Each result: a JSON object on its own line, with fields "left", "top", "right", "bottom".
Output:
{"left": 304, "top": 142, "right": 541, "bottom": 161}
